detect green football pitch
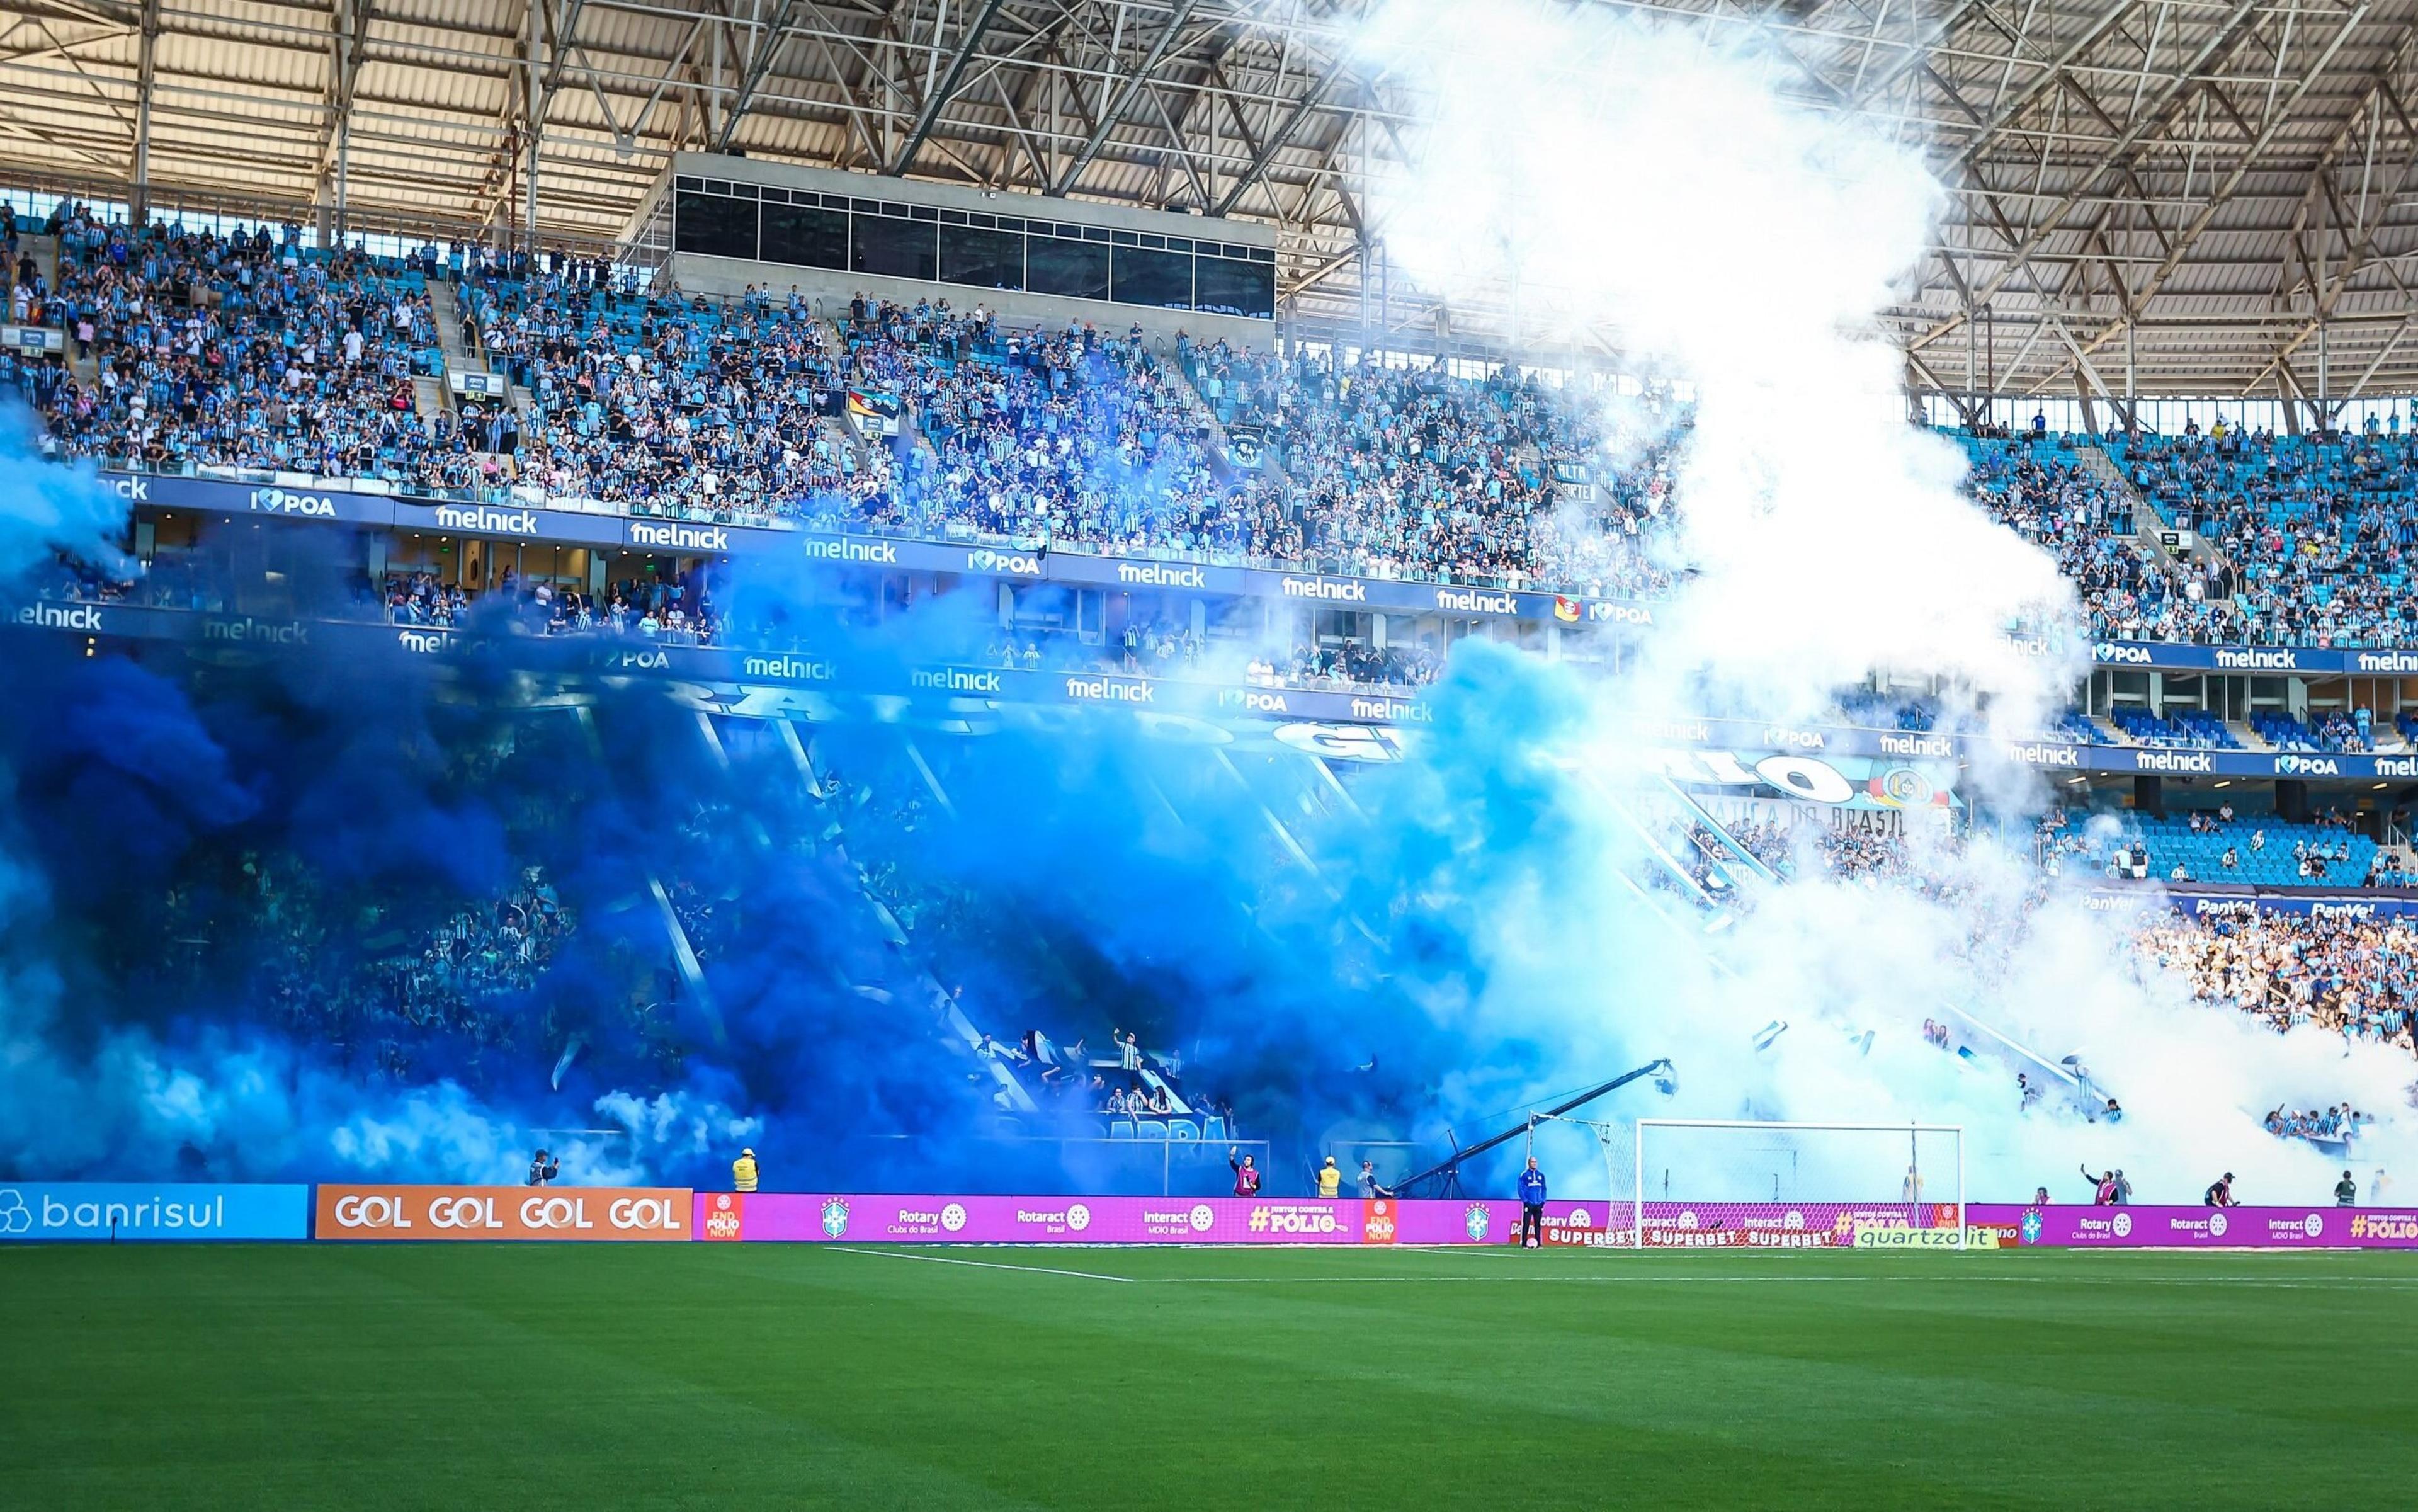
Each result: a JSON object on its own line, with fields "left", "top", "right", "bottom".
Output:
{"left": 4, "top": 1242, "right": 2412, "bottom": 1510}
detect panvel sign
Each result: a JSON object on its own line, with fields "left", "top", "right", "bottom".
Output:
{"left": 315, "top": 1185, "right": 691, "bottom": 1241}
{"left": 0, "top": 1183, "right": 309, "bottom": 1242}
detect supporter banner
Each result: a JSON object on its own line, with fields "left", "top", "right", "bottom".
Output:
{"left": 0, "top": 1182, "right": 309, "bottom": 1242}
{"left": 315, "top": 1185, "right": 692, "bottom": 1241}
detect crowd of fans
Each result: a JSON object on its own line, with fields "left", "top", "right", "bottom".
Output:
{"left": 155, "top": 848, "right": 586, "bottom": 1084}
{"left": 2113, "top": 419, "right": 2418, "bottom": 647}
{"left": 1960, "top": 438, "right": 2221, "bottom": 644}
{"left": 30, "top": 198, "right": 2418, "bottom": 657}
{"left": 9, "top": 204, "right": 1675, "bottom": 598}
{"left": 2137, "top": 909, "right": 2418, "bottom": 1052}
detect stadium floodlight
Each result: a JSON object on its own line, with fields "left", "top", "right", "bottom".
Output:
{"left": 1632, "top": 1119, "right": 1966, "bottom": 1251}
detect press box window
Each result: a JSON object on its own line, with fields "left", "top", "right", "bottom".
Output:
{"left": 673, "top": 191, "right": 758, "bottom": 259}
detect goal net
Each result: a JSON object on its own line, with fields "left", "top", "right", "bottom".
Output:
{"left": 1630, "top": 1120, "right": 1966, "bottom": 1250}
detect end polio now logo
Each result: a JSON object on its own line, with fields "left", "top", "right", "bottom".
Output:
{"left": 820, "top": 1199, "right": 851, "bottom": 1239}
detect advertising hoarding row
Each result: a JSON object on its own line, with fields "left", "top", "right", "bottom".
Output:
{"left": 105, "top": 472, "right": 2418, "bottom": 673}
{"left": 30, "top": 598, "right": 2414, "bottom": 793}
{"left": 9, "top": 1186, "right": 2418, "bottom": 1249}
{"left": 102, "top": 471, "right": 1655, "bottom": 628}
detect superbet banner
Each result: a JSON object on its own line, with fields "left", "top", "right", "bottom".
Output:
{"left": 315, "top": 1185, "right": 691, "bottom": 1241}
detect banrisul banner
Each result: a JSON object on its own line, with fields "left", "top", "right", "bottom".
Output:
{"left": 0, "top": 1183, "right": 310, "bottom": 1242}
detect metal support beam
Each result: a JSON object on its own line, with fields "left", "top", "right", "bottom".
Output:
{"left": 715, "top": 0, "right": 803, "bottom": 154}
{"left": 127, "top": 0, "right": 159, "bottom": 224}
{"left": 1213, "top": 46, "right": 1352, "bottom": 217}
{"left": 889, "top": 0, "right": 1006, "bottom": 176}
{"left": 1052, "top": 0, "right": 1201, "bottom": 197}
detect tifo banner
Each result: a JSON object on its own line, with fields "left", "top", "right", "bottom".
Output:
{"left": 0, "top": 1183, "right": 310, "bottom": 1242}
{"left": 316, "top": 1185, "right": 691, "bottom": 1241}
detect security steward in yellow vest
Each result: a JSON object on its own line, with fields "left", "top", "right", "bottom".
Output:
{"left": 732, "top": 1148, "right": 759, "bottom": 1193}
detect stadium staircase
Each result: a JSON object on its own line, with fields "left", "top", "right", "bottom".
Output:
{"left": 428, "top": 280, "right": 484, "bottom": 403}
{"left": 25, "top": 234, "right": 97, "bottom": 386}
{"left": 567, "top": 706, "right": 722, "bottom": 1036}
{"left": 2079, "top": 439, "right": 2240, "bottom": 586}
{"left": 1164, "top": 350, "right": 1290, "bottom": 486}
{"left": 755, "top": 717, "right": 1038, "bottom": 1116}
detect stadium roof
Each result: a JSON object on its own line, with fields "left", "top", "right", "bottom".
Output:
{"left": 8, "top": 0, "right": 2418, "bottom": 409}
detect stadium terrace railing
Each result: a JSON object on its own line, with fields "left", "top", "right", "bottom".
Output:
{"left": 92, "top": 467, "right": 1666, "bottom": 627}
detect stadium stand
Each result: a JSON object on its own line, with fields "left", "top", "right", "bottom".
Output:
{"left": 26, "top": 197, "right": 2418, "bottom": 664}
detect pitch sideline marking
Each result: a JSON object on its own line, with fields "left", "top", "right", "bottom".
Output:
{"left": 826, "top": 1245, "right": 1136, "bottom": 1282}
{"left": 1142, "top": 1273, "right": 2418, "bottom": 1288}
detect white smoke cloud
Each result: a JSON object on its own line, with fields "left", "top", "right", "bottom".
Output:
{"left": 1359, "top": 0, "right": 2080, "bottom": 727}
{"left": 1349, "top": 1, "right": 2407, "bottom": 1204}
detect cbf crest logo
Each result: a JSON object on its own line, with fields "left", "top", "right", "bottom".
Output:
{"left": 1463, "top": 1204, "right": 1492, "bottom": 1241}
{"left": 2020, "top": 1210, "right": 2044, "bottom": 1246}
{"left": 820, "top": 1198, "right": 851, "bottom": 1239}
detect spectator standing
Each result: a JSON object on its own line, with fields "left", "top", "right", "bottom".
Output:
{"left": 1518, "top": 1156, "right": 1548, "bottom": 1248}
{"left": 2335, "top": 1169, "right": 2359, "bottom": 1207}
{"left": 1230, "top": 1147, "right": 1261, "bottom": 1197}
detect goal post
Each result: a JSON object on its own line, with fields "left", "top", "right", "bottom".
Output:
{"left": 1632, "top": 1119, "right": 1966, "bottom": 1250}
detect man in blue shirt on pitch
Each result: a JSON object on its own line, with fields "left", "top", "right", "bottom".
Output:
{"left": 1518, "top": 1156, "right": 1548, "bottom": 1248}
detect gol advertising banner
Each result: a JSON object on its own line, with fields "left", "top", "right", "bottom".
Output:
{"left": 317, "top": 1185, "right": 691, "bottom": 1241}
{"left": 0, "top": 1183, "right": 310, "bottom": 1242}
